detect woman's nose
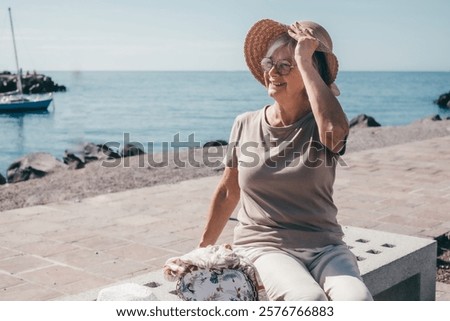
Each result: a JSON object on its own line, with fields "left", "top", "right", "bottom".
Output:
{"left": 268, "top": 65, "right": 279, "bottom": 76}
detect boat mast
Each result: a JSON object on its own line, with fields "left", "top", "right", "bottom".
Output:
{"left": 8, "top": 7, "right": 23, "bottom": 95}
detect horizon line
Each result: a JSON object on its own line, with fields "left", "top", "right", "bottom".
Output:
{"left": 2, "top": 69, "right": 450, "bottom": 74}
{"left": 5, "top": 69, "right": 449, "bottom": 73}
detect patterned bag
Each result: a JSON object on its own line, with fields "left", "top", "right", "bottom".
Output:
{"left": 163, "top": 244, "right": 267, "bottom": 301}
{"left": 177, "top": 267, "right": 257, "bottom": 301}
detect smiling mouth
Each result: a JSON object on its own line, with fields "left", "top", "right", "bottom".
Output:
{"left": 271, "top": 81, "right": 286, "bottom": 87}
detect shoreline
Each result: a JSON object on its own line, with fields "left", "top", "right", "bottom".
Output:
{"left": 1, "top": 119, "right": 450, "bottom": 212}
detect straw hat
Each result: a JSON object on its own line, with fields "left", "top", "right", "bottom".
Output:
{"left": 244, "top": 19, "right": 339, "bottom": 87}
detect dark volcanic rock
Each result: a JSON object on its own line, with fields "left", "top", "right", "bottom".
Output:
{"left": 63, "top": 142, "right": 112, "bottom": 169}
{"left": 434, "top": 91, "right": 450, "bottom": 108}
{"left": 99, "top": 144, "right": 121, "bottom": 159}
{"left": 121, "top": 143, "right": 146, "bottom": 157}
{"left": 0, "top": 173, "right": 6, "bottom": 185}
{"left": 349, "top": 114, "right": 381, "bottom": 128}
{"left": 0, "top": 71, "right": 66, "bottom": 94}
{"left": 203, "top": 140, "right": 228, "bottom": 148}
{"left": 7, "top": 152, "right": 67, "bottom": 183}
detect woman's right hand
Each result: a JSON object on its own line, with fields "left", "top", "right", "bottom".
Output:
{"left": 288, "top": 22, "right": 319, "bottom": 67}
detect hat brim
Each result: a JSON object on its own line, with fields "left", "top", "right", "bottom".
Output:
{"left": 244, "top": 19, "right": 338, "bottom": 86}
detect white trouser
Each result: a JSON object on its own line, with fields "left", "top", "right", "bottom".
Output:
{"left": 236, "top": 244, "right": 373, "bottom": 301}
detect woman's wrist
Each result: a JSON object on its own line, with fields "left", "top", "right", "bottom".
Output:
{"left": 295, "top": 56, "right": 315, "bottom": 71}
{"left": 198, "top": 235, "right": 214, "bottom": 248}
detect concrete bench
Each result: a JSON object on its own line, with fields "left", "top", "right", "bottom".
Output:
{"left": 342, "top": 226, "right": 436, "bottom": 300}
{"left": 63, "top": 226, "right": 437, "bottom": 301}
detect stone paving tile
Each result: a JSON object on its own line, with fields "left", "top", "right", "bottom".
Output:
{"left": 46, "top": 248, "right": 117, "bottom": 269}
{"left": 99, "top": 223, "right": 163, "bottom": 239}
{"left": 105, "top": 243, "right": 175, "bottom": 262}
{"left": 130, "top": 230, "right": 192, "bottom": 248}
{"left": 0, "top": 282, "right": 63, "bottom": 301}
{"left": 0, "top": 272, "right": 24, "bottom": 289}
{"left": 65, "top": 214, "right": 125, "bottom": 230}
{"left": 0, "top": 255, "right": 54, "bottom": 275}
{"left": 0, "top": 233, "right": 43, "bottom": 250}
{"left": 0, "top": 205, "right": 53, "bottom": 218}
{"left": 73, "top": 235, "right": 130, "bottom": 251}
{"left": 144, "top": 253, "right": 179, "bottom": 270}
{"left": 436, "top": 282, "right": 450, "bottom": 301}
{"left": 0, "top": 247, "right": 21, "bottom": 260}
{"left": 338, "top": 207, "right": 391, "bottom": 221}
{"left": 366, "top": 222, "right": 428, "bottom": 237}
{"left": 19, "top": 265, "right": 95, "bottom": 290}
{"left": 19, "top": 265, "right": 112, "bottom": 296}
{"left": 113, "top": 214, "right": 162, "bottom": 227}
{"left": 410, "top": 204, "right": 450, "bottom": 221}
{"left": 157, "top": 238, "right": 199, "bottom": 255}
{"left": 84, "top": 259, "right": 150, "bottom": 280}
{"left": 421, "top": 226, "right": 450, "bottom": 239}
{"left": 379, "top": 214, "right": 442, "bottom": 229}
{"left": 0, "top": 218, "right": 62, "bottom": 236}
{"left": 0, "top": 215, "right": 27, "bottom": 228}
{"left": 29, "top": 210, "right": 82, "bottom": 223}
{"left": 16, "top": 240, "right": 79, "bottom": 258}
{"left": 42, "top": 228, "right": 100, "bottom": 244}
{"left": 337, "top": 216, "right": 382, "bottom": 230}
{"left": 55, "top": 275, "right": 113, "bottom": 296}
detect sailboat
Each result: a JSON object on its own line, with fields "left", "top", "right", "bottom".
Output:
{"left": 0, "top": 7, "right": 53, "bottom": 112}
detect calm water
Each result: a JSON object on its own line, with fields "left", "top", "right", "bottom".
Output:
{"left": 1, "top": 71, "right": 450, "bottom": 174}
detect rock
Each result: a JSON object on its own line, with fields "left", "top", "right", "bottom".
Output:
{"left": 63, "top": 142, "right": 112, "bottom": 169}
{"left": 415, "top": 114, "right": 449, "bottom": 123}
{"left": 99, "top": 144, "right": 121, "bottom": 159}
{"left": 97, "top": 283, "right": 158, "bottom": 301}
{"left": 6, "top": 152, "right": 67, "bottom": 183}
{"left": 435, "top": 232, "right": 450, "bottom": 256}
{"left": 0, "top": 173, "right": 6, "bottom": 185}
{"left": 349, "top": 114, "right": 381, "bottom": 128}
{"left": 434, "top": 91, "right": 450, "bottom": 108}
{"left": 203, "top": 140, "right": 228, "bottom": 148}
{"left": 121, "top": 143, "right": 145, "bottom": 157}
{"left": 0, "top": 71, "right": 67, "bottom": 94}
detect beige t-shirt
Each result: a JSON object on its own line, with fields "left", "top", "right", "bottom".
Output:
{"left": 225, "top": 106, "right": 345, "bottom": 249}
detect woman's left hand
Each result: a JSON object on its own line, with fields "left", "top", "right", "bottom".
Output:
{"left": 288, "top": 22, "right": 319, "bottom": 63}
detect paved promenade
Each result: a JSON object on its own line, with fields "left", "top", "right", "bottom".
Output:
{"left": 0, "top": 136, "right": 449, "bottom": 300}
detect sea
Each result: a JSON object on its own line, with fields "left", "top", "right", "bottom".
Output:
{"left": 1, "top": 71, "right": 450, "bottom": 175}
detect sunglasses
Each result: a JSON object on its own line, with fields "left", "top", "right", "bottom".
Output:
{"left": 260, "top": 57, "right": 295, "bottom": 75}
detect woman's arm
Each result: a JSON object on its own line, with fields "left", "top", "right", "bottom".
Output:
{"left": 199, "top": 167, "right": 240, "bottom": 247}
{"left": 289, "top": 25, "right": 349, "bottom": 153}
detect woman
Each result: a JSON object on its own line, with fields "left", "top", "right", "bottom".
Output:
{"left": 199, "top": 19, "right": 372, "bottom": 301}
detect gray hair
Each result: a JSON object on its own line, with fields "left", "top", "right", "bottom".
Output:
{"left": 265, "top": 33, "right": 296, "bottom": 59}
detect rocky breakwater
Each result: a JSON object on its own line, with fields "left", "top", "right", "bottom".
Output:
{"left": 0, "top": 140, "right": 226, "bottom": 186}
{"left": 2, "top": 142, "right": 138, "bottom": 184}
{"left": 0, "top": 70, "right": 66, "bottom": 94}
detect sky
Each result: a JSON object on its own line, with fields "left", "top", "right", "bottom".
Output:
{"left": 1, "top": 0, "right": 449, "bottom": 72}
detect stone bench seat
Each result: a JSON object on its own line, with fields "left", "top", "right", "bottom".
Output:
{"left": 62, "top": 226, "right": 437, "bottom": 301}
{"left": 341, "top": 226, "right": 436, "bottom": 300}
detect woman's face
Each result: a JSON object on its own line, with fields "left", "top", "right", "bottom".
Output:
{"left": 263, "top": 45, "right": 304, "bottom": 101}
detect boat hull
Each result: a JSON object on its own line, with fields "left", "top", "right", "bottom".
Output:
{"left": 0, "top": 98, "right": 52, "bottom": 112}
